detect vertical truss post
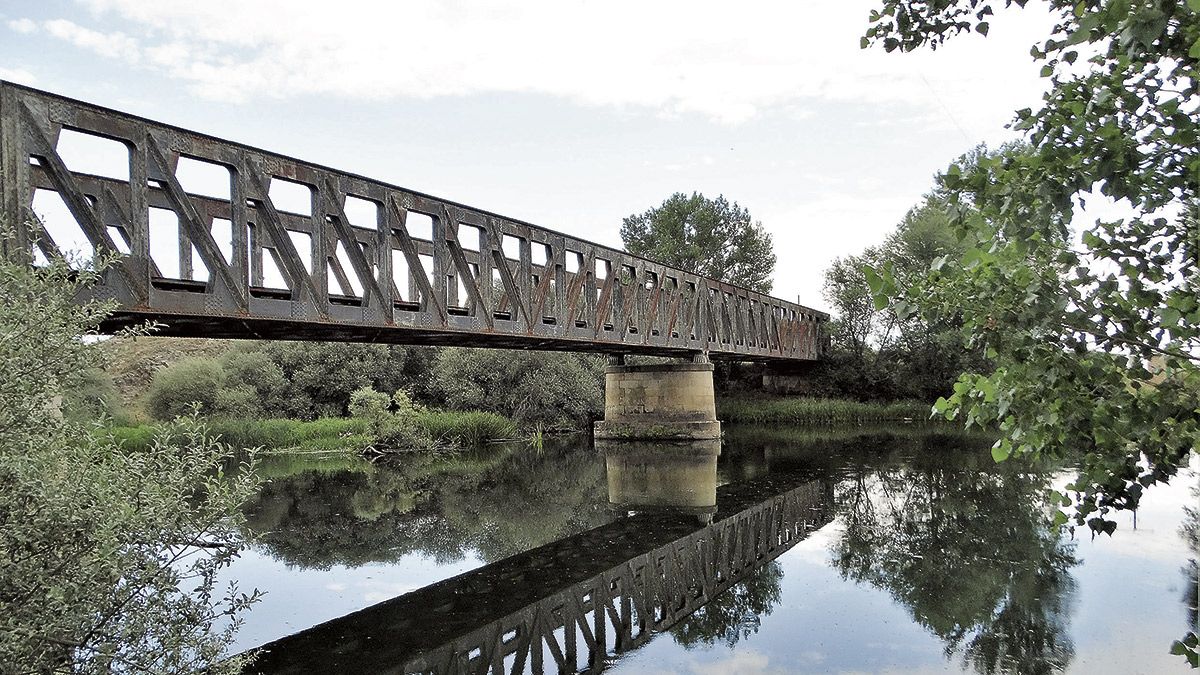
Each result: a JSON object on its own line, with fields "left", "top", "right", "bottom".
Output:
{"left": 0, "top": 82, "right": 30, "bottom": 260}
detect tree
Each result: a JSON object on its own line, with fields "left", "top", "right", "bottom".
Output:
{"left": 819, "top": 185, "right": 985, "bottom": 402}
{"left": 257, "top": 342, "right": 413, "bottom": 419}
{"left": 864, "top": 1, "right": 1200, "bottom": 534}
{"left": 0, "top": 225, "right": 260, "bottom": 672}
{"left": 620, "top": 192, "right": 777, "bottom": 293}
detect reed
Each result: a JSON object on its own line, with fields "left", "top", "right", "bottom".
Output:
{"left": 419, "top": 410, "right": 517, "bottom": 446}
{"left": 718, "top": 396, "right": 933, "bottom": 426}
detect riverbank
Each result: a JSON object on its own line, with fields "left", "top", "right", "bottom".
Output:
{"left": 717, "top": 395, "right": 932, "bottom": 425}
{"left": 105, "top": 409, "right": 518, "bottom": 453}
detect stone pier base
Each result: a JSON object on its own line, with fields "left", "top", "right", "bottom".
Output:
{"left": 593, "top": 362, "right": 722, "bottom": 441}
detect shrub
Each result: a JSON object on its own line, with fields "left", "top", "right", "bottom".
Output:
{"left": 1, "top": 222, "right": 260, "bottom": 672}
{"left": 260, "top": 342, "right": 414, "bottom": 419}
{"left": 63, "top": 366, "right": 123, "bottom": 422}
{"left": 430, "top": 348, "right": 603, "bottom": 430}
{"left": 145, "top": 357, "right": 226, "bottom": 420}
{"left": 348, "top": 386, "right": 392, "bottom": 420}
{"left": 220, "top": 350, "right": 287, "bottom": 416}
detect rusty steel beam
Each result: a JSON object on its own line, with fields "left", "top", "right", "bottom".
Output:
{"left": 0, "top": 82, "right": 828, "bottom": 361}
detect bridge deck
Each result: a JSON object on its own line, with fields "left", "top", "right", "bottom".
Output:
{"left": 1, "top": 82, "right": 826, "bottom": 360}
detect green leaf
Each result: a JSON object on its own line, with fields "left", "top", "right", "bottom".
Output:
{"left": 1189, "top": 0, "right": 1200, "bottom": 11}
{"left": 977, "top": 376, "right": 997, "bottom": 402}
{"left": 864, "top": 266, "right": 882, "bottom": 294}
{"left": 991, "top": 443, "right": 1010, "bottom": 463}
{"left": 1190, "top": 36, "right": 1200, "bottom": 59}
{"left": 976, "top": 21, "right": 989, "bottom": 36}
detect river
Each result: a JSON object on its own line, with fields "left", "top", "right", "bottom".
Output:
{"left": 223, "top": 425, "right": 1198, "bottom": 674}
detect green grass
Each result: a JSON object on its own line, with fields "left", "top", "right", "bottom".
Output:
{"left": 104, "top": 417, "right": 373, "bottom": 453}
{"left": 718, "top": 395, "right": 933, "bottom": 426}
{"left": 419, "top": 410, "right": 517, "bottom": 446}
{"left": 103, "top": 409, "right": 519, "bottom": 455}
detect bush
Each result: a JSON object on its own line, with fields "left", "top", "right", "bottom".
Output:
{"left": 259, "top": 342, "right": 416, "bottom": 419}
{"left": 1, "top": 224, "right": 259, "bottom": 672}
{"left": 348, "top": 386, "right": 392, "bottom": 420}
{"left": 220, "top": 350, "right": 287, "bottom": 417}
{"left": 63, "top": 367, "right": 124, "bottom": 422}
{"left": 145, "top": 357, "right": 226, "bottom": 419}
{"left": 430, "top": 348, "right": 603, "bottom": 430}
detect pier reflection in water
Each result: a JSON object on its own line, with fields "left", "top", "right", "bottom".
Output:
{"left": 245, "top": 447, "right": 833, "bottom": 674}
{"left": 600, "top": 439, "right": 722, "bottom": 520}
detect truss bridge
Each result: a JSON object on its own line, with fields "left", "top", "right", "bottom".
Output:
{"left": 1, "top": 82, "right": 826, "bottom": 361}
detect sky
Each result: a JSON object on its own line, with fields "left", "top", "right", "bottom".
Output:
{"left": 0, "top": 0, "right": 1057, "bottom": 309}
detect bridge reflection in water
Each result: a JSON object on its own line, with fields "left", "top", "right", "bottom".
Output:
{"left": 245, "top": 449, "right": 833, "bottom": 674}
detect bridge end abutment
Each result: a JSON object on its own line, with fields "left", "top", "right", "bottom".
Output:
{"left": 593, "top": 356, "right": 722, "bottom": 441}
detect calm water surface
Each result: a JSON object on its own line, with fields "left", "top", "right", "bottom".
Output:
{"left": 225, "top": 427, "right": 1198, "bottom": 674}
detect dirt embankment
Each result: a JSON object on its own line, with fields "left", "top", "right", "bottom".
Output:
{"left": 97, "top": 336, "right": 234, "bottom": 408}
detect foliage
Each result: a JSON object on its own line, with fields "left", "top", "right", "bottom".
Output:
{"left": 371, "top": 389, "right": 434, "bottom": 451}
{"left": 1175, "top": 478, "right": 1200, "bottom": 667}
{"left": 257, "top": 342, "right": 416, "bottom": 419}
{"left": 718, "top": 395, "right": 932, "bottom": 425}
{"left": 145, "top": 357, "right": 226, "bottom": 420}
{"left": 348, "top": 386, "right": 392, "bottom": 421}
{"left": 819, "top": 177, "right": 992, "bottom": 402}
{"left": 431, "top": 348, "right": 604, "bottom": 431}
{"left": 864, "top": 0, "right": 1200, "bottom": 534}
{"left": 136, "top": 340, "right": 594, "bottom": 432}
{"left": 219, "top": 349, "right": 288, "bottom": 418}
{"left": 0, "top": 229, "right": 260, "bottom": 672}
{"left": 620, "top": 192, "right": 777, "bottom": 292}
{"left": 62, "top": 367, "right": 125, "bottom": 424}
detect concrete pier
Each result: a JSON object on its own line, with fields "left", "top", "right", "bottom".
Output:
{"left": 593, "top": 359, "right": 722, "bottom": 441}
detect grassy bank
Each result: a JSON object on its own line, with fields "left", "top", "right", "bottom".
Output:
{"left": 718, "top": 395, "right": 932, "bottom": 425}
{"left": 105, "top": 409, "right": 517, "bottom": 453}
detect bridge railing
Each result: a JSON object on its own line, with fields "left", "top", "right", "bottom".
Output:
{"left": 0, "top": 82, "right": 827, "bottom": 360}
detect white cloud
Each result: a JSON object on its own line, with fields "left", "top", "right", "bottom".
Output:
{"left": 40, "top": 0, "right": 1053, "bottom": 127}
{"left": 0, "top": 67, "right": 36, "bottom": 84}
{"left": 7, "top": 18, "right": 36, "bottom": 34}
{"left": 42, "top": 19, "right": 140, "bottom": 62}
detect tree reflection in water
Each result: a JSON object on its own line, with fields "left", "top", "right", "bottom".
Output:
{"left": 242, "top": 440, "right": 610, "bottom": 569}
{"left": 669, "top": 561, "right": 784, "bottom": 649}
{"left": 1176, "top": 479, "right": 1199, "bottom": 666}
{"left": 721, "top": 426, "right": 1082, "bottom": 675}
{"left": 829, "top": 441, "right": 1078, "bottom": 675}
